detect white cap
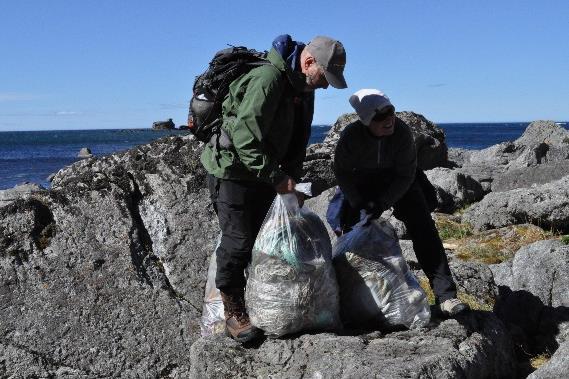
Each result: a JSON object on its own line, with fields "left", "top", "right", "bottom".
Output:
{"left": 349, "top": 89, "right": 393, "bottom": 126}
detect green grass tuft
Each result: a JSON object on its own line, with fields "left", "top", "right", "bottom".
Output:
{"left": 435, "top": 218, "right": 473, "bottom": 241}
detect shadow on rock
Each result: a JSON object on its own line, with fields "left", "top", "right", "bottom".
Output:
{"left": 494, "top": 286, "right": 569, "bottom": 374}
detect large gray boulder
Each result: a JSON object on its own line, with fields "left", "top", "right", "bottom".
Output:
{"left": 425, "top": 167, "right": 484, "bottom": 213}
{"left": 491, "top": 240, "right": 569, "bottom": 354}
{"left": 465, "top": 121, "right": 569, "bottom": 169}
{"left": 492, "top": 162, "right": 569, "bottom": 192}
{"left": 462, "top": 175, "right": 569, "bottom": 233}
{"left": 0, "top": 135, "right": 216, "bottom": 377}
{"left": 190, "top": 313, "right": 516, "bottom": 379}
{"left": 458, "top": 121, "right": 569, "bottom": 192}
{"left": 397, "top": 111, "right": 448, "bottom": 170}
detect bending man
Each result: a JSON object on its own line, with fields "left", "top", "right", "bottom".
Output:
{"left": 333, "top": 89, "right": 468, "bottom": 317}
{"left": 201, "top": 35, "right": 347, "bottom": 343}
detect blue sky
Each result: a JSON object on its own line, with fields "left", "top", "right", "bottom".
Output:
{"left": 1, "top": 0, "right": 568, "bottom": 131}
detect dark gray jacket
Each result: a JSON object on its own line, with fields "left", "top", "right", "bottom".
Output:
{"left": 333, "top": 118, "right": 417, "bottom": 210}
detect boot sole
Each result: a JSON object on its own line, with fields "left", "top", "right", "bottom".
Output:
{"left": 225, "top": 326, "right": 261, "bottom": 343}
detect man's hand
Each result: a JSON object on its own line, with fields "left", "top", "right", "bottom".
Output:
{"left": 274, "top": 176, "right": 296, "bottom": 194}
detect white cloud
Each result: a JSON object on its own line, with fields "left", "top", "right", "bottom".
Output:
{"left": 55, "top": 111, "right": 81, "bottom": 116}
{"left": 0, "top": 92, "right": 39, "bottom": 102}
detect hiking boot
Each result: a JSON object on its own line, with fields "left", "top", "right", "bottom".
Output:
{"left": 439, "top": 298, "right": 470, "bottom": 317}
{"left": 220, "top": 287, "right": 261, "bottom": 343}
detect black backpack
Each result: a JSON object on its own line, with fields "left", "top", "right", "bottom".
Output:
{"left": 188, "top": 46, "right": 269, "bottom": 143}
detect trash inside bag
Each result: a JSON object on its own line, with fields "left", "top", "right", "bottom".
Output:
{"left": 333, "top": 217, "right": 430, "bottom": 330}
{"left": 245, "top": 193, "right": 341, "bottom": 337}
{"left": 200, "top": 237, "right": 225, "bottom": 337}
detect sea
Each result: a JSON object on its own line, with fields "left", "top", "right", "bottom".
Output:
{"left": 1, "top": 122, "right": 568, "bottom": 190}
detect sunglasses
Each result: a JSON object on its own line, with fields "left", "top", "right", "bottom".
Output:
{"left": 371, "top": 106, "right": 395, "bottom": 123}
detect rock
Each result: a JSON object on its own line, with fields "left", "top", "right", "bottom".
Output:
{"left": 399, "top": 240, "right": 419, "bottom": 269}
{"left": 492, "top": 162, "right": 569, "bottom": 192}
{"left": 493, "top": 240, "right": 569, "bottom": 353}
{"left": 178, "top": 124, "right": 189, "bottom": 130}
{"left": 425, "top": 167, "right": 484, "bottom": 213}
{"left": 527, "top": 340, "right": 569, "bottom": 378}
{"left": 152, "top": 118, "right": 175, "bottom": 130}
{"left": 77, "top": 147, "right": 93, "bottom": 158}
{"left": 458, "top": 121, "right": 569, "bottom": 192}
{"left": 189, "top": 312, "right": 517, "bottom": 379}
{"left": 449, "top": 260, "right": 498, "bottom": 302}
{"left": 0, "top": 135, "right": 217, "bottom": 377}
{"left": 0, "top": 183, "right": 46, "bottom": 208}
{"left": 0, "top": 123, "right": 531, "bottom": 377}
{"left": 447, "top": 147, "right": 473, "bottom": 168}
{"left": 304, "top": 187, "right": 336, "bottom": 241}
{"left": 489, "top": 260, "right": 513, "bottom": 289}
{"left": 462, "top": 175, "right": 569, "bottom": 232}
{"left": 397, "top": 111, "right": 448, "bottom": 170}
{"left": 457, "top": 164, "right": 504, "bottom": 194}
{"left": 301, "top": 151, "right": 335, "bottom": 197}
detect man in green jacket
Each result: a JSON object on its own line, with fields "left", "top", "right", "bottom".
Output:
{"left": 201, "top": 34, "right": 347, "bottom": 343}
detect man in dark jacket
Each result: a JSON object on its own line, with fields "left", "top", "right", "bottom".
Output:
{"left": 201, "top": 35, "right": 347, "bottom": 343}
{"left": 333, "top": 89, "right": 468, "bottom": 317}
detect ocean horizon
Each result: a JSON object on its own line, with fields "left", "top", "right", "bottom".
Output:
{"left": 1, "top": 121, "right": 568, "bottom": 190}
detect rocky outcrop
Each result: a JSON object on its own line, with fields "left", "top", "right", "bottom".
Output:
{"left": 457, "top": 121, "right": 569, "bottom": 192}
{"left": 3, "top": 116, "right": 569, "bottom": 377}
{"left": 152, "top": 118, "right": 175, "bottom": 130}
{"left": 491, "top": 240, "right": 569, "bottom": 354}
{"left": 462, "top": 176, "right": 569, "bottom": 232}
{"left": 447, "top": 147, "right": 473, "bottom": 168}
{"left": 190, "top": 313, "right": 516, "bottom": 379}
{"left": 492, "top": 162, "right": 569, "bottom": 192}
{"left": 397, "top": 111, "right": 448, "bottom": 170}
{"left": 425, "top": 167, "right": 484, "bottom": 213}
{"left": 77, "top": 147, "right": 93, "bottom": 158}
{"left": 0, "top": 183, "right": 46, "bottom": 208}
{"left": 0, "top": 135, "right": 216, "bottom": 377}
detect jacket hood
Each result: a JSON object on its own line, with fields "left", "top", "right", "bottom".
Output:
{"left": 267, "top": 46, "right": 306, "bottom": 92}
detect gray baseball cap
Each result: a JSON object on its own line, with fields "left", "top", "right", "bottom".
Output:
{"left": 306, "top": 36, "right": 347, "bottom": 89}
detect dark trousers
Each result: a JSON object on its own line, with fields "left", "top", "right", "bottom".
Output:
{"left": 392, "top": 181, "right": 457, "bottom": 302}
{"left": 207, "top": 175, "right": 276, "bottom": 290}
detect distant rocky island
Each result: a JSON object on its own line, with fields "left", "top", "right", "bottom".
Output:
{"left": 152, "top": 118, "right": 188, "bottom": 130}
{"left": 1, "top": 111, "right": 568, "bottom": 378}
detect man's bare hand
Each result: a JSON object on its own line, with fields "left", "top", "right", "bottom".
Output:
{"left": 274, "top": 176, "right": 296, "bottom": 194}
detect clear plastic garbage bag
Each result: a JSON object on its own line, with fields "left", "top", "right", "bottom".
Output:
{"left": 333, "top": 217, "right": 430, "bottom": 330}
{"left": 200, "top": 237, "right": 225, "bottom": 337}
{"left": 245, "top": 193, "right": 341, "bottom": 337}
